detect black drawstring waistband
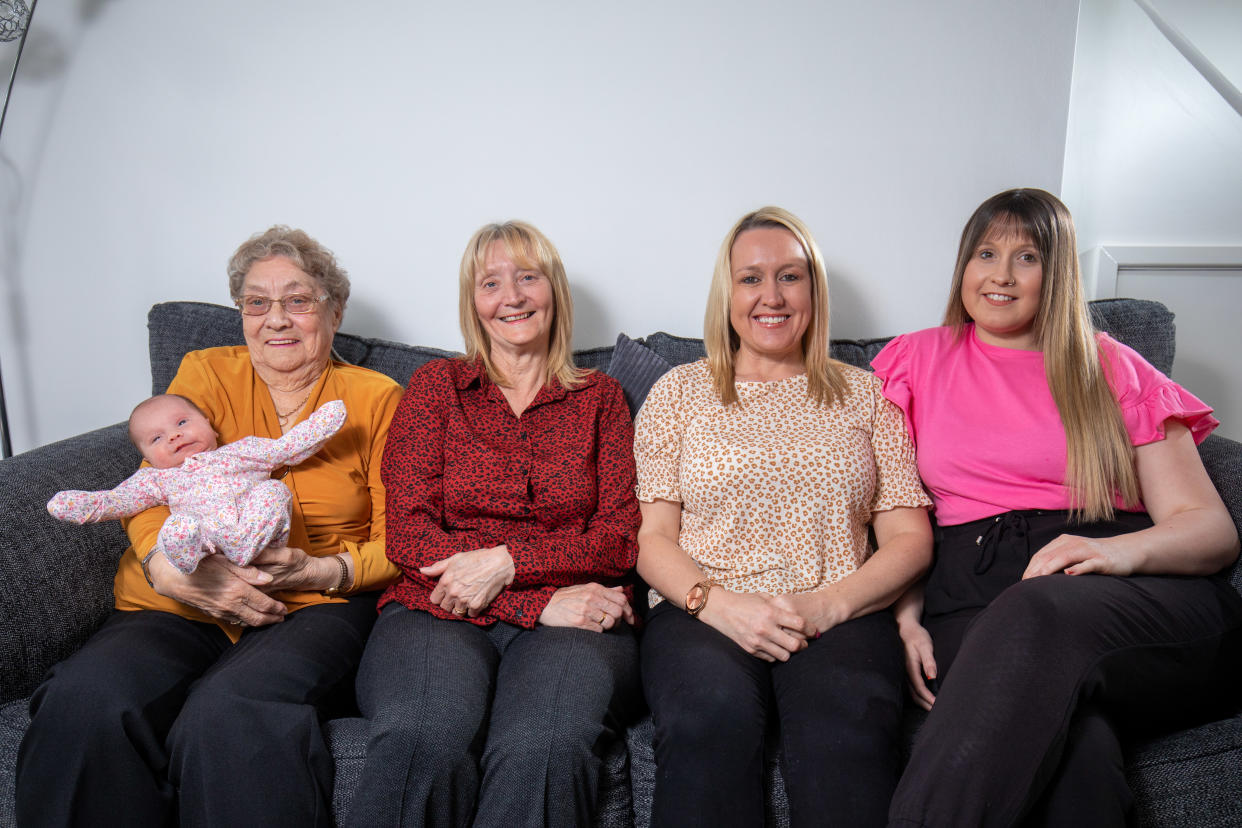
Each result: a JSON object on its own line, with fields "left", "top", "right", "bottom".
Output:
{"left": 973, "top": 512, "right": 1032, "bottom": 575}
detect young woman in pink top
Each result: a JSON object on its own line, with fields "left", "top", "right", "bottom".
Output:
{"left": 873, "top": 188, "right": 1242, "bottom": 828}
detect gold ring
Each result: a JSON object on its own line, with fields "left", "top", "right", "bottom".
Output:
{"left": 453, "top": 607, "right": 467, "bottom": 616}
{"left": 229, "top": 620, "right": 241, "bottom": 626}
{"left": 597, "top": 612, "right": 607, "bottom": 624}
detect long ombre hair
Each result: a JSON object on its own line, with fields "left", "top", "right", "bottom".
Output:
{"left": 458, "top": 220, "right": 588, "bottom": 389}
{"left": 944, "top": 188, "right": 1138, "bottom": 520}
{"left": 704, "top": 206, "right": 847, "bottom": 407}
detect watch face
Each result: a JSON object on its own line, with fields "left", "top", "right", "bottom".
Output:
{"left": 686, "top": 585, "right": 705, "bottom": 612}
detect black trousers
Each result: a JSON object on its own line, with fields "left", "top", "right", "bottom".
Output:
{"left": 346, "top": 603, "right": 640, "bottom": 828}
{"left": 642, "top": 600, "right": 905, "bottom": 828}
{"left": 889, "top": 511, "right": 1242, "bottom": 828}
{"left": 15, "top": 595, "right": 379, "bottom": 828}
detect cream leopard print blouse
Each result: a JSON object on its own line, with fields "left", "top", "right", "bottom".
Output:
{"left": 635, "top": 359, "right": 930, "bottom": 606}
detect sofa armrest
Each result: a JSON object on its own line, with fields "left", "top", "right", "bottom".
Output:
{"left": 1197, "top": 433, "right": 1242, "bottom": 596}
{"left": 0, "top": 424, "right": 141, "bottom": 704}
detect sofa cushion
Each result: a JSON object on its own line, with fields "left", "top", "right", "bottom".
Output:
{"left": 0, "top": 700, "right": 28, "bottom": 823}
{"left": 607, "top": 335, "right": 673, "bottom": 417}
{"left": 1089, "top": 298, "right": 1175, "bottom": 377}
{"left": 640, "top": 332, "right": 706, "bottom": 367}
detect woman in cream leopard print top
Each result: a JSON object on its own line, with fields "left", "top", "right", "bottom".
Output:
{"left": 634, "top": 206, "right": 933, "bottom": 828}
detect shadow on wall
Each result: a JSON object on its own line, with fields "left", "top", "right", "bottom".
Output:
{"left": 570, "top": 274, "right": 622, "bottom": 348}
{"left": 0, "top": 0, "right": 112, "bottom": 451}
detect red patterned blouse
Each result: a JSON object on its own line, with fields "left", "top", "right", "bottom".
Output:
{"left": 378, "top": 358, "right": 640, "bottom": 628}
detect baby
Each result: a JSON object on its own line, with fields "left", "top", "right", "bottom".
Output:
{"left": 48, "top": 395, "right": 346, "bottom": 574}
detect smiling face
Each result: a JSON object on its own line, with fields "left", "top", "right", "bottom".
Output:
{"left": 130, "top": 395, "right": 218, "bottom": 469}
{"left": 728, "top": 226, "right": 813, "bottom": 374}
{"left": 240, "top": 255, "right": 342, "bottom": 383}
{"left": 474, "top": 240, "right": 555, "bottom": 359}
{"left": 960, "top": 223, "right": 1044, "bottom": 349}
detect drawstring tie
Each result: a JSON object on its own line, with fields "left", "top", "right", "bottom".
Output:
{"left": 974, "top": 512, "right": 1032, "bottom": 574}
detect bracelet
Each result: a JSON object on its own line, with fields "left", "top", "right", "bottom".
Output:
{"left": 323, "top": 555, "right": 350, "bottom": 596}
{"left": 140, "top": 548, "right": 159, "bottom": 588}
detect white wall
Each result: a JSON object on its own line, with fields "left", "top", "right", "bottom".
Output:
{"left": 0, "top": 0, "right": 1080, "bottom": 453}
{"left": 1063, "top": 0, "right": 1242, "bottom": 249}
{"left": 1063, "top": 0, "right": 1242, "bottom": 438}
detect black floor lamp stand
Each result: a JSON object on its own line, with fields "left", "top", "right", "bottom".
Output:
{"left": 0, "top": 0, "right": 37, "bottom": 459}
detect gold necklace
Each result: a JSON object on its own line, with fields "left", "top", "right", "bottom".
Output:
{"left": 275, "top": 392, "right": 311, "bottom": 424}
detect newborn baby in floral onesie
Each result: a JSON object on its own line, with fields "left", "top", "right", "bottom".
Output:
{"left": 48, "top": 395, "right": 346, "bottom": 574}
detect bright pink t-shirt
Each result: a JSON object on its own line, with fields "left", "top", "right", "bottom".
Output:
{"left": 870, "top": 324, "right": 1218, "bottom": 526}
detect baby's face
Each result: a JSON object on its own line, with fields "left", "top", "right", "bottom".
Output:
{"left": 133, "top": 397, "right": 218, "bottom": 469}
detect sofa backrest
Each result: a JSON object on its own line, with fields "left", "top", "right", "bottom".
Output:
{"left": 147, "top": 297, "right": 1176, "bottom": 394}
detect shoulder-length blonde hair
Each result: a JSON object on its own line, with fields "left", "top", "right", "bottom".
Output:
{"left": 944, "top": 188, "right": 1138, "bottom": 520}
{"left": 458, "top": 220, "right": 587, "bottom": 389}
{"left": 703, "top": 206, "right": 847, "bottom": 407}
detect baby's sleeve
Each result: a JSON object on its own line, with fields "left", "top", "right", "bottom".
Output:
{"left": 48, "top": 468, "right": 167, "bottom": 523}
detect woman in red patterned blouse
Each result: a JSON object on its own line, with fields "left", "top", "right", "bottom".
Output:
{"left": 346, "top": 221, "right": 642, "bottom": 828}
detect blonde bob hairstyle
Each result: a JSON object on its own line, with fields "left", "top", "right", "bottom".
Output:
{"left": 457, "top": 220, "right": 587, "bottom": 389}
{"left": 227, "top": 225, "right": 350, "bottom": 313}
{"left": 944, "top": 188, "right": 1139, "bottom": 520}
{"left": 703, "top": 206, "right": 847, "bottom": 407}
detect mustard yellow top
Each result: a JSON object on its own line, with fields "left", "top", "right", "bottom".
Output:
{"left": 115, "top": 346, "right": 402, "bottom": 641}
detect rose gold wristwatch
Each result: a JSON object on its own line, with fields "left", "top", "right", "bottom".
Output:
{"left": 684, "top": 580, "right": 716, "bottom": 618}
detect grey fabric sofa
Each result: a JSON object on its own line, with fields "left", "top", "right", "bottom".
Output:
{"left": 2, "top": 298, "right": 1240, "bottom": 827}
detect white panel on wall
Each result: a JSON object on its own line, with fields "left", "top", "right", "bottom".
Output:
{"left": 1087, "top": 245, "right": 1242, "bottom": 441}
{"left": 0, "top": 0, "right": 1080, "bottom": 452}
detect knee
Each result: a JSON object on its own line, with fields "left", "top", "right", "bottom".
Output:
{"left": 484, "top": 708, "right": 601, "bottom": 775}
{"left": 168, "top": 683, "right": 239, "bottom": 755}
{"left": 369, "top": 693, "right": 488, "bottom": 770}
{"left": 650, "top": 678, "right": 763, "bottom": 758}
{"left": 30, "top": 656, "right": 146, "bottom": 735}
{"left": 983, "top": 576, "right": 1084, "bottom": 644}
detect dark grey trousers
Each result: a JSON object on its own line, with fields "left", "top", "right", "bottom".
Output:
{"left": 16, "top": 595, "right": 379, "bottom": 828}
{"left": 346, "top": 603, "right": 640, "bottom": 828}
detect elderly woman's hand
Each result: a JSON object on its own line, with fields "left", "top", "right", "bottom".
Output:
{"left": 538, "top": 583, "right": 635, "bottom": 631}
{"left": 249, "top": 546, "right": 351, "bottom": 593}
{"left": 147, "top": 552, "right": 287, "bottom": 627}
{"left": 700, "top": 590, "right": 811, "bottom": 663}
{"left": 421, "top": 545, "right": 516, "bottom": 617}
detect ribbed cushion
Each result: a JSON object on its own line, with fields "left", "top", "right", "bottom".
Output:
{"left": 607, "top": 335, "right": 673, "bottom": 417}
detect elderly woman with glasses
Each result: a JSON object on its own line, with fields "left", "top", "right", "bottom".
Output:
{"left": 16, "top": 226, "right": 403, "bottom": 828}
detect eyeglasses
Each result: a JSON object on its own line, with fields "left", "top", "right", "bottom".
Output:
{"left": 235, "top": 294, "right": 329, "bottom": 316}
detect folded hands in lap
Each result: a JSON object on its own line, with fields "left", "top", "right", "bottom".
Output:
{"left": 702, "top": 590, "right": 814, "bottom": 663}
{"left": 420, "top": 545, "right": 516, "bottom": 617}
{"left": 539, "top": 583, "right": 635, "bottom": 631}
{"left": 147, "top": 551, "right": 286, "bottom": 627}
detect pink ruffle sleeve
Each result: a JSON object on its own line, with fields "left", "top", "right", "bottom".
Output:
{"left": 1100, "top": 334, "right": 1218, "bottom": 447}
{"left": 869, "top": 334, "right": 918, "bottom": 445}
